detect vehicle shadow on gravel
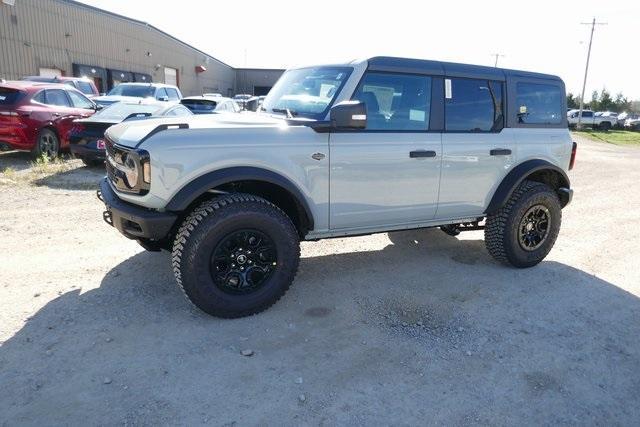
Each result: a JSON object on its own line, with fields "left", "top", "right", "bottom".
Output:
{"left": 2, "top": 229, "right": 640, "bottom": 425}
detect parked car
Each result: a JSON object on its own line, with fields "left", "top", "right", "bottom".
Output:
{"left": 617, "top": 112, "right": 639, "bottom": 128}
{"left": 232, "top": 94, "right": 252, "bottom": 110}
{"left": 22, "top": 76, "right": 100, "bottom": 97}
{"left": 624, "top": 116, "right": 640, "bottom": 130}
{"left": 93, "top": 83, "right": 182, "bottom": 107}
{"left": 245, "top": 95, "right": 266, "bottom": 112}
{"left": 97, "top": 56, "right": 575, "bottom": 318}
{"left": 0, "top": 81, "right": 97, "bottom": 158}
{"left": 180, "top": 96, "right": 241, "bottom": 114}
{"left": 567, "top": 109, "right": 617, "bottom": 130}
{"left": 203, "top": 93, "right": 222, "bottom": 97}
{"left": 69, "top": 101, "right": 192, "bottom": 166}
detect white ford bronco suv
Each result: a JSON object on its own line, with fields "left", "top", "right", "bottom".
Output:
{"left": 98, "top": 57, "right": 576, "bottom": 318}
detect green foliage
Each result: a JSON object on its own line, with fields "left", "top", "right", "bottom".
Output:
{"left": 576, "top": 130, "right": 640, "bottom": 145}
{"left": 581, "top": 88, "right": 635, "bottom": 113}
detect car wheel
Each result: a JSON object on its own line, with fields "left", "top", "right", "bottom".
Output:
{"left": 485, "top": 180, "right": 562, "bottom": 268}
{"left": 171, "top": 193, "right": 300, "bottom": 318}
{"left": 599, "top": 121, "right": 611, "bottom": 131}
{"left": 32, "top": 129, "right": 60, "bottom": 160}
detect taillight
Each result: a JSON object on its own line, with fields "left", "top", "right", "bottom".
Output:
{"left": 0, "top": 111, "right": 18, "bottom": 117}
{"left": 569, "top": 141, "right": 577, "bottom": 170}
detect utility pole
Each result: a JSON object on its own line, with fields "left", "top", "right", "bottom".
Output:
{"left": 491, "top": 53, "right": 505, "bottom": 67}
{"left": 576, "top": 18, "right": 607, "bottom": 130}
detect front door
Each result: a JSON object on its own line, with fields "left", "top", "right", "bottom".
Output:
{"left": 329, "top": 72, "right": 441, "bottom": 230}
{"left": 437, "top": 77, "right": 514, "bottom": 219}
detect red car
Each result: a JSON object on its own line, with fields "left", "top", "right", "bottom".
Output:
{"left": 0, "top": 81, "right": 98, "bottom": 158}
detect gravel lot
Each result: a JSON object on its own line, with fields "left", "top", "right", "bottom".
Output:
{"left": 1, "top": 135, "right": 639, "bottom": 426}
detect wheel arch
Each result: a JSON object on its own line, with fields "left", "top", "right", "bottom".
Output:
{"left": 486, "top": 159, "right": 571, "bottom": 214}
{"left": 165, "top": 167, "right": 315, "bottom": 237}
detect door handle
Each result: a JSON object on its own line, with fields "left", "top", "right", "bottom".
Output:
{"left": 409, "top": 150, "right": 436, "bottom": 158}
{"left": 490, "top": 148, "right": 512, "bottom": 156}
{"left": 52, "top": 113, "right": 61, "bottom": 117}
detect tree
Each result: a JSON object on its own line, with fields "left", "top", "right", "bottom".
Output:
{"left": 613, "top": 93, "right": 631, "bottom": 113}
{"left": 589, "top": 90, "right": 600, "bottom": 111}
{"left": 598, "top": 89, "right": 615, "bottom": 112}
{"left": 567, "top": 93, "right": 579, "bottom": 109}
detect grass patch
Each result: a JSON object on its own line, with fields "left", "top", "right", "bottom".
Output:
{"left": 0, "top": 154, "right": 83, "bottom": 187}
{"left": 574, "top": 130, "right": 640, "bottom": 146}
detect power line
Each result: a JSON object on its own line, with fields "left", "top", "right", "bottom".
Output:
{"left": 576, "top": 18, "right": 607, "bottom": 130}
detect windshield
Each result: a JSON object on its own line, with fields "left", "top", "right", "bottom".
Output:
{"left": 93, "top": 103, "right": 162, "bottom": 121}
{"left": 107, "top": 85, "right": 154, "bottom": 98}
{"left": 262, "top": 66, "right": 352, "bottom": 119}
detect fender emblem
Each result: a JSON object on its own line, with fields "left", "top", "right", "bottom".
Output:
{"left": 311, "top": 152, "right": 325, "bottom": 161}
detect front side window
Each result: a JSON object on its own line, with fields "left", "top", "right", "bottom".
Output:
{"left": 44, "top": 89, "right": 71, "bottom": 107}
{"left": 445, "top": 78, "right": 503, "bottom": 132}
{"left": 262, "top": 66, "right": 352, "bottom": 120}
{"left": 353, "top": 72, "right": 432, "bottom": 131}
{"left": 67, "top": 90, "right": 94, "bottom": 109}
{"left": 156, "top": 88, "right": 169, "bottom": 100}
{"left": 516, "top": 82, "right": 562, "bottom": 125}
{"left": 166, "top": 88, "right": 180, "bottom": 101}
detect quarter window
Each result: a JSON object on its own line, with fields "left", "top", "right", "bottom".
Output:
{"left": 516, "top": 83, "right": 562, "bottom": 124}
{"left": 445, "top": 78, "right": 503, "bottom": 132}
{"left": 352, "top": 72, "right": 432, "bottom": 131}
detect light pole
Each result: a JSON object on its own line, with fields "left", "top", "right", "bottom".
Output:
{"left": 576, "top": 18, "right": 607, "bottom": 130}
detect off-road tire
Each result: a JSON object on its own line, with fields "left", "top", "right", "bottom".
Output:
{"left": 31, "top": 128, "right": 60, "bottom": 160}
{"left": 171, "top": 193, "right": 300, "bottom": 318}
{"left": 485, "top": 180, "right": 562, "bottom": 268}
{"left": 599, "top": 121, "right": 611, "bottom": 131}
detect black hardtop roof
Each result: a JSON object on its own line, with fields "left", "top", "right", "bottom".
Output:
{"left": 367, "top": 56, "right": 563, "bottom": 82}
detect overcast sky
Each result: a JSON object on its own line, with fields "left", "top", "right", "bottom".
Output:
{"left": 78, "top": 0, "right": 640, "bottom": 99}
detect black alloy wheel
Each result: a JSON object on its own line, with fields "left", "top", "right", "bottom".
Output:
{"left": 211, "top": 229, "right": 277, "bottom": 294}
{"left": 517, "top": 205, "right": 550, "bottom": 251}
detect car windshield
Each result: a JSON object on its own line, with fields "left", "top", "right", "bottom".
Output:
{"left": 93, "top": 103, "right": 162, "bottom": 121}
{"left": 261, "top": 66, "right": 352, "bottom": 120}
{"left": 107, "top": 85, "right": 154, "bottom": 98}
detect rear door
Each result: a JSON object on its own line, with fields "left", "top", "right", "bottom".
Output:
{"left": 329, "top": 71, "right": 442, "bottom": 230}
{"left": 43, "top": 89, "right": 82, "bottom": 147}
{"left": 437, "top": 77, "right": 513, "bottom": 219}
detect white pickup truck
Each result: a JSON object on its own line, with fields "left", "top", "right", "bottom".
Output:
{"left": 567, "top": 109, "right": 617, "bottom": 130}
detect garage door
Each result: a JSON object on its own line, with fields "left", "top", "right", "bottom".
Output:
{"left": 164, "top": 67, "right": 178, "bottom": 86}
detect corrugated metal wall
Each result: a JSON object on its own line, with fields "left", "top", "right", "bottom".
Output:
{"left": 0, "top": 0, "right": 241, "bottom": 96}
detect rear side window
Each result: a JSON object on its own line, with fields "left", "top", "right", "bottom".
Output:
{"left": 0, "top": 88, "right": 24, "bottom": 105}
{"left": 445, "top": 78, "right": 503, "bottom": 132}
{"left": 44, "top": 89, "right": 71, "bottom": 107}
{"left": 32, "top": 91, "right": 45, "bottom": 104}
{"left": 353, "top": 72, "right": 432, "bottom": 131}
{"left": 516, "top": 83, "right": 562, "bottom": 125}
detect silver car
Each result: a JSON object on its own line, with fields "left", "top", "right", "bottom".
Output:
{"left": 97, "top": 56, "right": 575, "bottom": 318}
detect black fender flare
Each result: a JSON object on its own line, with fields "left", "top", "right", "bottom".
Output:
{"left": 164, "top": 166, "right": 314, "bottom": 230}
{"left": 485, "top": 159, "right": 571, "bottom": 214}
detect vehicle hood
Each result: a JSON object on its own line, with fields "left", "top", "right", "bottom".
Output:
{"left": 93, "top": 95, "right": 147, "bottom": 104}
{"left": 105, "top": 112, "right": 295, "bottom": 148}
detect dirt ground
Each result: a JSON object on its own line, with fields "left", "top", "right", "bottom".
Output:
{"left": 1, "top": 135, "right": 639, "bottom": 426}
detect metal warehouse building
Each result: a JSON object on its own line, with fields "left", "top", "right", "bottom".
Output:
{"left": 0, "top": 0, "right": 283, "bottom": 96}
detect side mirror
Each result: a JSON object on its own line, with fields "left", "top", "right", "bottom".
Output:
{"left": 329, "top": 100, "right": 367, "bottom": 130}
{"left": 158, "top": 96, "right": 169, "bottom": 102}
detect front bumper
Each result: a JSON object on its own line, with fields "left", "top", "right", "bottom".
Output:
{"left": 70, "top": 143, "right": 106, "bottom": 161}
{"left": 98, "top": 178, "right": 176, "bottom": 240}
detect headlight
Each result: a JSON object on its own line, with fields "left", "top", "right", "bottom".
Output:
{"left": 123, "top": 154, "right": 139, "bottom": 188}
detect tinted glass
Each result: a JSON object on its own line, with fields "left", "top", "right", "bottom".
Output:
{"left": 76, "top": 81, "right": 95, "bottom": 95}
{"left": 156, "top": 88, "right": 168, "bottom": 99}
{"left": 45, "top": 89, "right": 71, "bottom": 107}
{"left": 516, "top": 83, "right": 562, "bottom": 124}
{"left": 0, "top": 88, "right": 24, "bottom": 105}
{"left": 166, "top": 88, "right": 180, "bottom": 100}
{"left": 445, "top": 79, "right": 503, "bottom": 132}
{"left": 107, "top": 85, "right": 154, "bottom": 97}
{"left": 67, "top": 90, "right": 94, "bottom": 109}
{"left": 582, "top": 111, "right": 593, "bottom": 118}
{"left": 181, "top": 99, "right": 218, "bottom": 113}
{"left": 31, "top": 90, "right": 45, "bottom": 104}
{"left": 94, "top": 103, "right": 162, "bottom": 121}
{"left": 353, "top": 73, "right": 432, "bottom": 131}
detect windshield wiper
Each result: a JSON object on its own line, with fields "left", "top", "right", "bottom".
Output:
{"left": 271, "top": 108, "right": 298, "bottom": 118}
